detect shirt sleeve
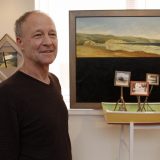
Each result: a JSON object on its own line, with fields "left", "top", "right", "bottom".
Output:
{"left": 0, "top": 89, "right": 20, "bottom": 159}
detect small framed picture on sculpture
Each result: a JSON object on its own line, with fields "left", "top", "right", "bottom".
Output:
{"left": 146, "top": 73, "right": 159, "bottom": 86}
{"left": 114, "top": 71, "right": 131, "bottom": 87}
{"left": 130, "top": 81, "right": 149, "bottom": 96}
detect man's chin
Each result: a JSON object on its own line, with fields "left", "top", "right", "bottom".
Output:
{"left": 43, "top": 57, "right": 56, "bottom": 64}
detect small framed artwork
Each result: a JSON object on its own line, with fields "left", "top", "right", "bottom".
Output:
{"left": 0, "top": 34, "right": 23, "bottom": 83}
{"left": 146, "top": 73, "right": 159, "bottom": 86}
{"left": 114, "top": 71, "right": 131, "bottom": 87}
{"left": 130, "top": 81, "right": 149, "bottom": 96}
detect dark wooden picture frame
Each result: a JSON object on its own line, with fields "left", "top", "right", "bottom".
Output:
{"left": 69, "top": 10, "right": 160, "bottom": 109}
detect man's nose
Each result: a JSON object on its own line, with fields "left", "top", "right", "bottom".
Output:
{"left": 42, "top": 35, "right": 52, "bottom": 45}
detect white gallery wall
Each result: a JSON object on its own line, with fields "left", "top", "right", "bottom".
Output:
{"left": 1, "top": 0, "right": 160, "bottom": 160}
{"left": 0, "top": 0, "right": 34, "bottom": 40}
{"left": 69, "top": 111, "right": 160, "bottom": 160}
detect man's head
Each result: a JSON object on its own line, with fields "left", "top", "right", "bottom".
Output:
{"left": 15, "top": 10, "right": 58, "bottom": 66}
{"left": 15, "top": 10, "right": 38, "bottom": 37}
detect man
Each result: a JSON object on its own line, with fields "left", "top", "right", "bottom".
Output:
{"left": 0, "top": 10, "right": 72, "bottom": 160}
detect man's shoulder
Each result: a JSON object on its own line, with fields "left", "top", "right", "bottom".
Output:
{"left": 49, "top": 72, "right": 61, "bottom": 90}
{"left": 0, "top": 71, "right": 21, "bottom": 92}
{"left": 49, "top": 73, "right": 59, "bottom": 83}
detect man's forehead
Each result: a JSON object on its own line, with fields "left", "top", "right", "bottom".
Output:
{"left": 22, "top": 13, "right": 55, "bottom": 28}
{"left": 24, "top": 12, "right": 53, "bottom": 24}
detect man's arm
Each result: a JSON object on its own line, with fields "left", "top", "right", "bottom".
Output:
{"left": 0, "top": 91, "right": 19, "bottom": 159}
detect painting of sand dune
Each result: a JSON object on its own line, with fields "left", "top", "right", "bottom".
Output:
{"left": 76, "top": 16, "right": 160, "bottom": 57}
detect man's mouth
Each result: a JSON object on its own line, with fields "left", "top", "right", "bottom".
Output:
{"left": 41, "top": 50, "right": 54, "bottom": 53}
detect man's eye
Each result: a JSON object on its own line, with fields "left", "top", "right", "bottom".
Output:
{"left": 34, "top": 34, "right": 42, "bottom": 38}
{"left": 49, "top": 33, "right": 57, "bottom": 37}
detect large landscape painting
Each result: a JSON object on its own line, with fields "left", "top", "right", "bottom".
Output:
{"left": 77, "top": 16, "right": 160, "bottom": 58}
{"left": 69, "top": 10, "right": 160, "bottom": 109}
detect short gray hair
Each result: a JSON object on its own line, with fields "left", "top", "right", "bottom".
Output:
{"left": 14, "top": 10, "right": 42, "bottom": 37}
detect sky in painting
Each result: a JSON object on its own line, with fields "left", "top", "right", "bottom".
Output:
{"left": 76, "top": 17, "right": 160, "bottom": 40}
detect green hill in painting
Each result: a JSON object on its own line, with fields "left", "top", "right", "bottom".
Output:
{"left": 77, "top": 33, "right": 160, "bottom": 44}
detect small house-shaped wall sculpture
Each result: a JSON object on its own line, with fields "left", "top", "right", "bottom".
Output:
{"left": 0, "top": 34, "right": 23, "bottom": 82}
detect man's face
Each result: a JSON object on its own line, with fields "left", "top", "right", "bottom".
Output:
{"left": 17, "top": 13, "right": 58, "bottom": 66}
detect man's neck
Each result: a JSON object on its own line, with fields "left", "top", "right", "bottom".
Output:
{"left": 20, "top": 64, "right": 50, "bottom": 84}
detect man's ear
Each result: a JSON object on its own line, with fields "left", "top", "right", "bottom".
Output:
{"left": 16, "top": 37, "right": 23, "bottom": 50}
{"left": 16, "top": 37, "right": 22, "bottom": 45}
